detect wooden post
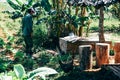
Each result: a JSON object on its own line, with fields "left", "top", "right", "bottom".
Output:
{"left": 113, "top": 42, "right": 120, "bottom": 63}
{"left": 79, "top": 45, "right": 92, "bottom": 70}
{"left": 96, "top": 43, "right": 110, "bottom": 67}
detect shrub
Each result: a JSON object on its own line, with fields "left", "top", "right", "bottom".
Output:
{"left": 33, "top": 23, "right": 49, "bottom": 50}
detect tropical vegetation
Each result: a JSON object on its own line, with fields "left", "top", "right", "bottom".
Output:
{"left": 0, "top": 0, "right": 120, "bottom": 80}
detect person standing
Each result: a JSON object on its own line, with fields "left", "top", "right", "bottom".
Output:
{"left": 22, "top": 8, "right": 34, "bottom": 57}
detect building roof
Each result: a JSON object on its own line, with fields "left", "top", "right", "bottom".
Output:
{"left": 67, "top": 0, "right": 120, "bottom": 8}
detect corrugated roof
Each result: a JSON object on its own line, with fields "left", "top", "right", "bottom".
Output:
{"left": 67, "top": 0, "right": 120, "bottom": 8}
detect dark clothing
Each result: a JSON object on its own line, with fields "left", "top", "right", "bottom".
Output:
{"left": 22, "top": 13, "right": 33, "bottom": 56}
{"left": 23, "top": 36, "right": 33, "bottom": 56}
{"left": 22, "top": 14, "right": 33, "bottom": 36}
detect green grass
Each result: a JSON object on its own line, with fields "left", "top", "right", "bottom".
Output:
{"left": 90, "top": 18, "right": 120, "bottom": 32}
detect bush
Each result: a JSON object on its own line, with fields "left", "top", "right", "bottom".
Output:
{"left": 33, "top": 23, "right": 49, "bottom": 50}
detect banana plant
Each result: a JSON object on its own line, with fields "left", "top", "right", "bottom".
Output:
{"left": 13, "top": 64, "right": 58, "bottom": 80}
{"left": 6, "top": 0, "right": 35, "bottom": 19}
{"left": 6, "top": 0, "right": 52, "bottom": 19}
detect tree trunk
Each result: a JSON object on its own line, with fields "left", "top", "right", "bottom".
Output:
{"left": 99, "top": 7, "right": 105, "bottom": 42}
{"left": 78, "top": 7, "right": 87, "bottom": 36}
{"left": 79, "top": 26, "right": 84, "bottom": 36}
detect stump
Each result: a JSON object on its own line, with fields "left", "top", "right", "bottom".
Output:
{"left": 79, "top": 45, "right": 92, "bottom": 70}
{"left": 113, "top": 42, "right": 120, "bottom": 63}
{"left": 96, "top": 43, "right": 110, "bottom": 67}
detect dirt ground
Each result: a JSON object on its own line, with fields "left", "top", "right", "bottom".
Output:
{"left": 84, "top": 32, "right": 120, "bottom": 41}
{"left": 0, "top": 27, "right": 6, "bottom": 38}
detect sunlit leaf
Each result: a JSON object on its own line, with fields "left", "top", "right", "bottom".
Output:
{"left": 14, "top": 64, "right": 26, "bottom": 79}
{"left": 27, "top": 67, "right": 58, "bottom": 80}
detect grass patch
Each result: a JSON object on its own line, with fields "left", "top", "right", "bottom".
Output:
{"left": 90, "top": 18, "right": 120, "bottom": 32}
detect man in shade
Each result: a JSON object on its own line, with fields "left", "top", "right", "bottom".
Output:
{"left": 22, "top": 8, "right": 35, "bottom": 57}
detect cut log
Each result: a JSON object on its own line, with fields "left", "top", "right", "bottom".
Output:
{"left": 113, "top": 42, "right": 120, "bottom": 63}
{"left": 96, "top": 43, "right": 110, "bottom": 67}
{"left": 79, "top": 45, "right": 92, "bottom": 70}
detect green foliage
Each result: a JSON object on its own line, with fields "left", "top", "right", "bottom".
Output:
{"left": 0, "top": 38, "right": 5, "bottom": 48}
{"left": 22, "top": 57, "right": 35, "bottom": 71}
{"left": 36, "top": 51, "right": 51, "bottom": 66}
{"left": 15, "top": 0, "right": 23, "bottom": 6}
{"left": 108, "top": 3, "right": 120, "bottom": 20}
{"left": 58, "top": 53, "right": 72, "bottom": 62}
{"left": 0, "top": 59, "right": 8, "bottom": 72}
{"left": 6, "top": 0, "right": 36, "bottom": 19}
{"left": 6, "top": 71, "right": 18, "bottom": 80}
{"left": 14, "top": 51, "right": 25, "bottom": 64}
{"left": 14, "top": 64, "right": 26, "bottom": 80}
{"left": 104, "top": 24, "right": 120, "bottom": 32}
{"left": 6, "top": 0, "right": 21, "bottom": 10}
{"left": 33, "top": 23, "right": 49, "bottom": 49}
{"left": 0, "top": 64, "right": 58, "bottom": 80}
{"left": 47, "top": 55, "right": 59, "bottom": 69}
{"left": 5, "top": 36, "right": 15, "bottom": 50}
{"left": 41, "top": 0, "right": 51, "bottom": 12}
{"left": 28, "top": 0, "right": 35, "bottom": 7}
{"left": 89, "top": 18, "right": 120, "bottom": 32}
{"left": 7, "top": 36, "right": 15, "bottom": 43}
{"left": 7, "top": 0, "right": 35, "bottom": 11}
{"left": 110, "top": 50, "right": 114, "bottom": 56}
{"left": 27, "top": 67, "right": 58, "bottom": 80}
{"left": 0, "top": 56, "right": 12, "bottom": 73}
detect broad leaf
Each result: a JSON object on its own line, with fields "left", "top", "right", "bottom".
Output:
{"left": 6, "top": 0, "right": 21, "bottom": 10}
{"left": 27, "top": 67, "right": 58, "bottom": 80}
{"left": 41, "top": 0, "right": 51, "bottom": 12}
{"left": 28, "top": 0, "right": 34, "bottom": 7}
{"left": 14, "top": 64, "right": 26, "bottom": 79}
{"left": 15, "top": 0, "right": 23, "bottom": 6}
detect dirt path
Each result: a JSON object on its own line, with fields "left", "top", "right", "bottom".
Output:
{"left": 85, "top": 32, "right": 120, "bottom": 42}
{"left": 0, "top": 27, "right": 6, "bottom": 39}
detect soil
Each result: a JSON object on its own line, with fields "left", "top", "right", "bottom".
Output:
{"left": 0, "top": 27, "right": 6, "bottom": 39}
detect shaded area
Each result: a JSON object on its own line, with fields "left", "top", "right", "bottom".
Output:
{"left": 102, "top": 64, "right": 120, "bottom": 79}
{"left": 56, "top": 67, "right": 120, "bottom": 80}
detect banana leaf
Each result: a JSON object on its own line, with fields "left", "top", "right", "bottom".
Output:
{"left": 6, "top": 0, "right": 21, "bottom": 10}
{"left": 27, "top": 67, "right": 58, "bottom": 80}
{"left": 15, "top": 0, "right": 23, "bottom": 6}
{"left": 28, "top": 0, "right": 34, "bottom": 7}
{"left": 41, "top": 0, "right": 51, "bottom": 12}
{"left": 14, "top": 64, "right": 26, "bottom": 80}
